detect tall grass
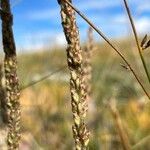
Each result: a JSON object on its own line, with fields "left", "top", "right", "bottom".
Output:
{"left": 1, "top": 0, "right": 21, "bottom": 149}
{"left": 64, "top": 0, "right": 150, "bottom": 100}
{"left": 58, "top": 0, "right": 90, "bottom": 149}
{"left": 0, "top": 0, "right": 149, "bottom": 149}
{"left": 106, "top": 99, "right": 131, "bottom": 150}
{"left": 0, "top": 63, "right": 8, "bottom": 125}
{"left": 83, "top": 27, "right": 94, "bottom": 102}
{"left": 123, "top": 0, "right": 150, "bottom": 84}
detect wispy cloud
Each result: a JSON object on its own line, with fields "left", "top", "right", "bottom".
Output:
{"left": 26, "top": 8, "right": 59, "bottom": 20}
{"left": 111, "top": 14, "right": 127, "bottom": 24}
{"left": 137, "top": 4, "right": 150, "bottom": 13}
{"left": 76, "top": 0, "right": 121, "bottom": 11}
{"left": 11, "top": 0, "right": 22, "bottom": 8}
{"left": 16, "top": 30, "right": 67, "bottom": 52}
{"left": 11, "top": 0, "right": 150, "bottom": 51}
{"left": 25, "top": 0, "right": 121, "bottom": 21}
{"left": 135, "top": 17, "right": 150, "bottom": 33}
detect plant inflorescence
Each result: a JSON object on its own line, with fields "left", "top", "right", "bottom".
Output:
{"left": 58, "top": 0, "right": 90, "bottom": 149}
{"left": 0, "top": 0, "right": 21, "bottom": 149}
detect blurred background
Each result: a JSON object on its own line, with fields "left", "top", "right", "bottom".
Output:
{"left": 0, "top": 0, "right": 150, "bottom": 149}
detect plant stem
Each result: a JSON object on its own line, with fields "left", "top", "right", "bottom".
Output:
{"left": 64, "top": 0, "right": 150, "bottom": 100}
{"left": 123, "top": 0, "right": 150, "bottom": 84}
{"left": 132, "top": 135, "right": 150, "bottom": 150}
{"left": 58, "top": 0, "right": 90, "bottom": 149}
{"left": 20, "top": 66, "right": 67, "bottom": 91}
{"left": 83, "top": 27, "right": 94, "bottom": 101}
{"left": 0, "top": 63, "right": 8, "bottom": 125}
{"left": 107, "top": 99, "right": 131, "bottom": 150}
{"left": 0, "top": 0, "right": 21, "bottom": 149}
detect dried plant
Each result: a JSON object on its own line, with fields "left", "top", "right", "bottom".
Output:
{"left": 64, "top": 0, "right": 150, "bottom": 100}
{"left": 132, "top": 135, "right": 150, "bottom": 150}
{"left": 58, "top": 0, "right": 90, "bottom": 149}
{"left": 0, "top": 63, "right": 8, "bottom": 125}
{"left": 123, "top": 0, "right": 150, "bottom": 84}
{"left": 140, "top": 34, "right": 150, "bottom": 51}
{"left": 0, "top": 0, "right": 21, "bottom": 149}
{"left": 83, "top": 27, "right": 94, "bottom": 102}
{"left": 106, "top": 99, "right": 131, "bottom": 150}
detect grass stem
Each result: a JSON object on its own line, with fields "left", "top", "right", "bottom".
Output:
{"left": 64, "top": 0, "right": 150, "bottom": 100}
{"left": 123, "top": 0, "right": 150, "bottom": 84}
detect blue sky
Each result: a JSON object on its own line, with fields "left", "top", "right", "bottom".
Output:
{"left": 0, "top": 0, "right": 150, "bottom": 52}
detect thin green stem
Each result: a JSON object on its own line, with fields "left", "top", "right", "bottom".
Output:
{"left": 123, "top": 0, "right": 150, "bottom": 84}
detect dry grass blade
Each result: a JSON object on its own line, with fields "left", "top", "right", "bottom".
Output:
{"left": 64, "top": 0, "right": 150, "bottom": 100}
{"left": 58, "top": 0, "right": 90, "bottom": 149}
{"left": 145, "top": 39, "right": 150, "bottom": 50}
{"left": 107, "top": 99, "right": 131, "bottom": 150}
{"left": 123, "top": 0, "right": 150, "bottom": 84}
{"left": 141, "top": 35, "right": 150, "bottom": 51}
{"left": 0, "top": 0, "right": 21, "bottom": 149}
{"left": 132, "top": 135, "right": 150, "bottom": 150}
{"left": 141, "top": 34, "right": 147, "bottom": 48}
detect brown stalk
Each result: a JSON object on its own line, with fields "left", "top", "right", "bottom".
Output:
{"left": 83, "top": 27, "right": 94, "bottom": 101}
{"left": 132, "top": 135, "right": 150, "bottom": 150}
{"left": 0, "top": 63, "right": 8, "bottom": 125}
{"left": 0, "top": 0, "right": 21, "bottom": 149}
{"left": 57, "top": 0, "right": 90, "bottom": 149}
{"left": 107, "top": 99, "right": 131, "bottom": 150}
{"left": 63, "top": 0, "right": 150, "bottom": 100}
{"left": 123, "top": 0, "right": 150, "bottom": 84}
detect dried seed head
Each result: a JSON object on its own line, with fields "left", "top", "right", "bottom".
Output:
{"left": 141, "top": 34, "right": 147, "bottom": 48}
{"left": 58, "top": 0, "right": 90, "bottom": 149}
{"left": 145, "top": 39, "right": 150, "bottom": 49}
{"left": 1, "top": 0, "right": 21, "bottom": 149}
{"left": 141, "top": 34, "right": 150, "bottom": 50}
{"left": 120, "top": 63, "right": 130, "bottom": 71}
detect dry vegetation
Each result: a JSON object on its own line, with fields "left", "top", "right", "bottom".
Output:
{"left": 17, "top": 38, "right": 150, "bottom": 149}
{"left": 0, "top": 0, "right": 150, "bottom": 150}
{"left": 0, "top": 37, "right": 150, "bottom": 150}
